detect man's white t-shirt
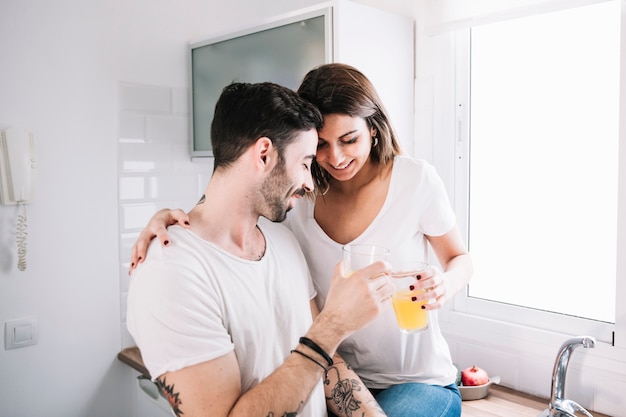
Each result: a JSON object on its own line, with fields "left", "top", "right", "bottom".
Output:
{"left": 285, "top": 156, "right": 459, "bottom": 388}
{"left": 127, "top": 217, "right": 326, "bottom": 417}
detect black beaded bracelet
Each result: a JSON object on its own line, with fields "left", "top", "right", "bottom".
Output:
{"left": 299, "top": 336, "right": 333, "bottom": 367}
{"left": 291, "top": 349, "right": 328, "bottom": 374}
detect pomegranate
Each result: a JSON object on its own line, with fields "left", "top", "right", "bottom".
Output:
{"left": 461, "top": 365, "right": 489, "bottom": 386}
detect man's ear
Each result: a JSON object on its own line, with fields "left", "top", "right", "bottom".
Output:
{"left": 256, "top": 137, "right": 274, "bottom": 170}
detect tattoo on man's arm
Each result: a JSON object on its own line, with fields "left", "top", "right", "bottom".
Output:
{"left": 365, "top": 399, "right": 385, "bottom": 416}
{"left": 196, "top": 194, "right": 206, "bottom": 205}
{"left": 325, "top": 364, "right": 385, "bottom": 417}
{"left": 266, "top": 411, "right": 298, "bottom": 417}
{"left": 325, "top": 366, "right": 364, "bottom": 417}
{"left": 156, "top": 377, "right": 183, "bottom": 416}
{"left": 156, "top": 375, "right": 304, "bottom": 417}
{"left": 266, "top": 401, "right": 304, "bottom": 417}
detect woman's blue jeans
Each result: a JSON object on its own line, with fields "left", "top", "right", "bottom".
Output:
{"left": 372, "top": 383, "right": 461, "bottom": 417}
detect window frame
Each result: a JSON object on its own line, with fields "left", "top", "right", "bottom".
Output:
{"left": 449, "top": 2, "right": 625, "bottom": 347}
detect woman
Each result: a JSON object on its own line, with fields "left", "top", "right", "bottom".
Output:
{"left": 130, "top": 64, "right": 472, "bottom": 417}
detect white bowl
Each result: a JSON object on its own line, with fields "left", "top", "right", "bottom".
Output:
{"left": 459, "top": 376, "right": 501, "bottom": 401}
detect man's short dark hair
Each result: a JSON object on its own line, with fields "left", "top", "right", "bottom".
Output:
{"left": 211, "top": 82, "right": 323, "bottom": 170}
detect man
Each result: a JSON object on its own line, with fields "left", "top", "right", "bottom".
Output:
{"left": 127, "top": 82, "right": 394, "bottom": 417}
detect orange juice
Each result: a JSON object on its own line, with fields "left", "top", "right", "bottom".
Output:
{"left": 391, "top": 290, "right": 429, "bottom": 332}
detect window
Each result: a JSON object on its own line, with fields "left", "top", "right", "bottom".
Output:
{"left": 455, "top": 0, "right": 620, "bottom": 341}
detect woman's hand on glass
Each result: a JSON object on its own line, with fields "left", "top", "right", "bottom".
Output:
{"left": 129, "top": 208, "right": 190, "bottom": 274}
{"left": 411, "top": 265, "right": 449, "bottom": 310}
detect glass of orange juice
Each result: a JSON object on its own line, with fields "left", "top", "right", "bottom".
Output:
{"left": 391, "top": 261, "right": 430, "bottom": 333}
{"left": 342, "top": 244, "right": 390, "bottom": 277}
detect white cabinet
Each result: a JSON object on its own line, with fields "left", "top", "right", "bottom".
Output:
{"left": 189, "top": 0, "right": 414, "bottom": 156}
{"left": 331, "top": 0, "right": 415, "bottom": 154}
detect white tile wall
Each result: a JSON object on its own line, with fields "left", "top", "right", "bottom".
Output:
{"left": 120, "top": 84, "right": 172, "bottom": 114}
{"left": 446, "top": 328, "right": 626, "bottom": 416}
{"left": 117, "top": 82, "right": 214, "bottom": 348}
{"left": 594, "top": 373, "right": 626, "bottom": 416}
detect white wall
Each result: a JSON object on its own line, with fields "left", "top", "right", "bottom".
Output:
{"left": 0, "top": 1, "right": 127, "bottom": 416}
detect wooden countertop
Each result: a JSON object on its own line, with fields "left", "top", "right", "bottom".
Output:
{"left": 462, "top": 385, "right": 610, "bottom": 417}
{"left": 117, "top": 346, "right": 610, "bottom": 417}
{"left": 118, "top": 346, "right": 151, "bottom": 379}
{"left": 462, "top": 385, "right": 551, "bottom": 416}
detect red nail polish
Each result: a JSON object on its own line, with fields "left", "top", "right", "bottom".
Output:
{"left": 409, "top": 285, "right": 415, "bottom": 291}
{"left": 411, "top": 296, "right": 417, "bottom": 302}
{"left": 416, "top": 275, "right": 422, "bottom": 280}
{"left": 421, "top": 305, "right": 426, "bottom": 310}
{"left": 164, "top": 240, "right": 170, "bottom": 246}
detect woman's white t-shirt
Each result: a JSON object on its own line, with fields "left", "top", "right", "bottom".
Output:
{"left": 285, "top": 156, "right": 458, "bottom": 388}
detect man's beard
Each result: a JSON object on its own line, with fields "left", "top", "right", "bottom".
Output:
{"left": 261, "top": 161, "right": 297, "bottom": 223}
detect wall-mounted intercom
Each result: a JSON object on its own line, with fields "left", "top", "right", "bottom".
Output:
{"left": 0, "top": 128, "right": 36, "bottom": 205}
{"left": 0, "top": 128, "right": 36, "bottom": 271}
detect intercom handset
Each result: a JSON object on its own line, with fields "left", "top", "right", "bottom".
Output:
{"left": 0, "top": 128, "right": 36, "bottom": 205}
{"left": 0, "top": 128, "right": 36, "bottom": 271}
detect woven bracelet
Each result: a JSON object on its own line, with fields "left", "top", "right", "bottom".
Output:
{"left": 299, "top": 336, "right": 333, "bottom": 367}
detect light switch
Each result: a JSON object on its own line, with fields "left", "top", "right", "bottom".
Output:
{"left": 14, "top": 323, "right": 33, "bottom": 343}
{"left": 4, "top": 317, "right": 38, "bottom": 350}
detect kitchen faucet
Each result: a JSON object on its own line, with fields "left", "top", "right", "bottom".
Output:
{"left": 539, "top": 336, "right": 596, "bottom": 417}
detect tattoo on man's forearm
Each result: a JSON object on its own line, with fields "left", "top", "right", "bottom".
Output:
{"left": 266, "top": 401, "right": 304, "bottom": 417}
{"left": 156, "top": 377, "right": 183, "bottom": 416}
{"left": 197, "top": 194, "right": 206, "bottom": 205}
{"left": 366, "top": 399, "right": 385, "bottom": 415}
{"left": 325, "top": 366, "right": 364, "bottom": 417}
{"left": 325, "top": 364, "right": 386, "bottom": 417}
